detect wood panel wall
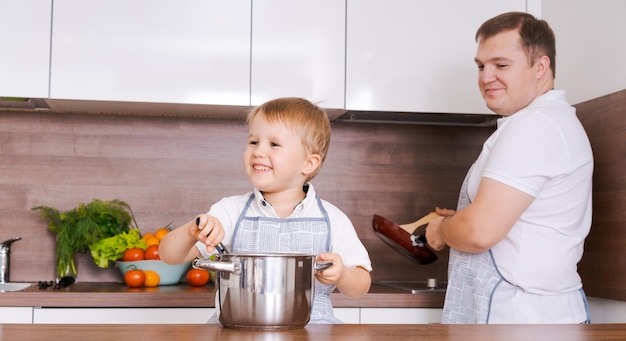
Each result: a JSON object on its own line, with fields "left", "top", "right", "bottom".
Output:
{"left": 3, "top": 89, "right": 622, "bottom": 297}
{"left": 577, "top": 89, "right": 626, "bottom": 301}
{"left": 0, "top": 110, "right": 492, "bottom": 283}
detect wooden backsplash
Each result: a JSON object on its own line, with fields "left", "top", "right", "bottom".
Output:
{"left": 577, "top": 89, "right": 626, "bottom": 301}
{"left": 1, "top": 89, "right": 623, "bottom": 299}
{"left": 0, "top": 109, "right": 492, "bottom": 283}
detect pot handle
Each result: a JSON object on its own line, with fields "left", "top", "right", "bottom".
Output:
{"left": 192, "top": 257, "right": 241, "bottom": 275}
{"left": 315, "top": 260, "right": 333, "bottom": 272}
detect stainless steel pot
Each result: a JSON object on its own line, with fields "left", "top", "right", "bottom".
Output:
{"left": 193, "top": 253, "right": 331, "bottom": 330}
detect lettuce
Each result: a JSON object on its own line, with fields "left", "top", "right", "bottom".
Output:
{"left": 89, "top": 228, "right": 147, "bottom": 268}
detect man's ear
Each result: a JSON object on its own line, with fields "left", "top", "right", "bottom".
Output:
{"left": 302, "top": 154, "right": 321, "bottom": 176}
{"left": 536, "top": 55, "right": 551, "bottom": 79}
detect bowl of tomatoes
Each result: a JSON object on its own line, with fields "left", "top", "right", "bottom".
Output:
{"left": 116, "top": 260, "right": 191, "bottom": 286}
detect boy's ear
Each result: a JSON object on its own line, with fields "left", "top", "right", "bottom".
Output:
{"left": 302, "top": 154, "right": 321, "bottom": 176}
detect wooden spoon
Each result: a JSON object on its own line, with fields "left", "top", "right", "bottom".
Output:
{"left": 397, "top": 212, "right": 441, "bottom": 234}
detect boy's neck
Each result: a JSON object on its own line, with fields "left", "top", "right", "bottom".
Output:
{"left": 261, "top": 186, "right": 307, "bottom": 218}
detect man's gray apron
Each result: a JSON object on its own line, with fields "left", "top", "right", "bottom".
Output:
{"left": 229, "top": 193, "right": 341, "bottom": 324}
{"left": 441, "top": 165, "right": 504, "bottom": 324}
{"left": 441, "top": 167, "right": 591, "bottom": 324}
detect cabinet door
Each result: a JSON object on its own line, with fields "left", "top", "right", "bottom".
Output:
{"left": 0, "top": 0, "right": 51, "bottom": 98}
{"left": 33, "top": 307, "right": 215, "bottom": 324}
{"left": 0, "top": 307, "right": 33, "bottom": 324}
{"left": 334, "top": 308, "right": 360, "bottom": 324}
{"left": 346, "top": 0, "right": 527, "bottom": 114}
{"left": 360, "top": 308, "right": 442, "bottom": 324}
{"left": 50, "top": 0, "right": 251, "bottom": 106}
{"left": 251, "top": 0, "right": 345, "bottom": 109}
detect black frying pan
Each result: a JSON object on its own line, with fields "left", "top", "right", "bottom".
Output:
{"left": 372, "top": 214, "right": 438, "bottom": 265}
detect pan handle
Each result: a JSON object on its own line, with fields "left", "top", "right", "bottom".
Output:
{"left": 192, "top": 257, "right": 240, "bottom": 275}
{"left": 315, "top": 260, "right": 333, "bottom": 272}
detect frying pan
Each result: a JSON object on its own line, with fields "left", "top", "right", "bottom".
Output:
{"left": 372, "top": 213, "right": 440, "bottom": 265}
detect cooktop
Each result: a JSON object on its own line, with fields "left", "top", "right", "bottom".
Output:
{"left": 374, "top": 280, "right": 447, "bottom": 294}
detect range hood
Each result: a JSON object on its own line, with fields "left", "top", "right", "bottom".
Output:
{"left": 0, "top": 97, "right": 497, "bottom": 126}
{"left": 336, "top": 110, "right": 498, "bottom": 127}
{"left": 0, "top": 97, "right": 251, "bottom": 120}
{"left": 0, "top": 97, "right": 348, "bottom": 121}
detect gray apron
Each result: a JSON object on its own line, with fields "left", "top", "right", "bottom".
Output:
{"left": 441, "top": 165, "right": 504, "bottom": 324}
{"left": 230, "top": 193, "right": 341, "bottom": 324}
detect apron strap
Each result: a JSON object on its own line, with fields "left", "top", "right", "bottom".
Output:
{"left": 231, "top": 193, "right": 255, "bottom": 245}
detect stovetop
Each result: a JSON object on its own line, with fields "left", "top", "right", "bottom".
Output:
{"left": 374, "top": 280, "right": 447, "bottom": 294}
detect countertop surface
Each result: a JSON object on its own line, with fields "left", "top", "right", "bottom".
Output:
{"left": 0, "top": 281, "right": 445, "bottom": 308}
{"left": 3, "top": 323, "right": 626, "bottom": 341}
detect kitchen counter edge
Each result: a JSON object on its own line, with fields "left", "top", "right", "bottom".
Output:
{"left": 0, "top": 282, "right": 444, "bottom": 308}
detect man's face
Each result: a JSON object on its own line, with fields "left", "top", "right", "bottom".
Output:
{"left": 474, "top": 29, "right": 543, "bottom": 116}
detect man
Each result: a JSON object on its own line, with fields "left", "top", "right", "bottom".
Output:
{"left": 426, "top": 12, "right": 593, "bottom": 324}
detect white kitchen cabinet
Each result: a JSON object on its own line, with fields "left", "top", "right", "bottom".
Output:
{"left": 30, "top": 307, "right": 439, "bottom": 324}
{"left": 0, "top": 0, "right": 51, "bottom": 98}
{"left": 543, "top": 0, "right": 626, "bottom": 105}
{"left": 250, "top": 0, "right": 345, "bottom": 109}
{"left": 360, "top": 308, "right": 442, "bottom": 324}
{"left": 50, "top": 0, "right": 251, "bottom": 106}
{"left": 587, "top": 297, "right": 626, "bottom": 323}
{"left": 33, "top": 307, "right": 215, "bottom": 324}
{"left": 346, "top": 0, "right": 528, "bottom": 114}
{"left": 0, "top": 307, "right": 33, "bottom": 324}
{"left": 333, "top": 308, "right": 360, "bottom": 324}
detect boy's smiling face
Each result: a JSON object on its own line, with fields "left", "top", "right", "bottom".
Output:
{"left": 244, "top": 113, "right": 315, "bottom": 194}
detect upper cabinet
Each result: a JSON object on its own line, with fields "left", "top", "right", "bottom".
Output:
{"left": 50, "top": 0, "right": 251, "bottom": 106}
{"left": 0, "top": 0, "right": 51, "bottom": 98}
{"left": 346, "top": 0, "right": 528, "bottom": 114}
{"left": 4, "top": 1, "right": 552, "bottom": 116}
{"left": 542, "top": 0, "right": 626, "bottom": 105}
{"left": 250, "top": 0, "right": 345, "bottom": 109}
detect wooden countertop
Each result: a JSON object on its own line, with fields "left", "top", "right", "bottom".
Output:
{"left": 3, "top": 323, "right": 626, "bottom": 341}
{"left": 0, "top": 282, "right": 444, "bottom": 308}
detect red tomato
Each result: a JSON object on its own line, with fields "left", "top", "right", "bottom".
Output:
{"left": 186, "top": 268, "right": 210, "bottom": 287}
{"left": 124, "top": 269, "right": 146, "bottom": 288}
{"left": 144, "top": 244, "right": 160, "bottom": 260}
{"left": 123, "top": 247, "right": 145, "bottom": 261}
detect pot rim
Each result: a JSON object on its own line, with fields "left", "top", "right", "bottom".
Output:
{"left": 216, "top": 252, "right": 317, "bottom": 258}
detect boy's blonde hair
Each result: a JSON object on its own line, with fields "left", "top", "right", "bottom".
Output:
{"left": 247, "top": 97, "right": 331, "bottom": 180}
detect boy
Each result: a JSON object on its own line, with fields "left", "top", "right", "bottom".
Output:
{"left": 160, "top": 97, "right": 372, "bottom": 324}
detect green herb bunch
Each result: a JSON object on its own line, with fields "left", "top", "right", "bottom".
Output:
{"left": 32, "top": 199, "right": 138, "bottom": 279}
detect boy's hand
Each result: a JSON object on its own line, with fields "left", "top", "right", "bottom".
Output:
{"left": 193, "top": 214, "right": 225, "bottom": 253}
{"left": 315, "top": 252, "right": 344, "bottom": 285}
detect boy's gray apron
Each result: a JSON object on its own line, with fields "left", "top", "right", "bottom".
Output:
{"left": 441, "top": 165, "right": 503, "bottom": 324}
{"left": 229, "top": 194, "right": 340, "bottom": 324}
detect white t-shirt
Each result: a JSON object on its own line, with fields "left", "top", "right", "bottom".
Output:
{"left": 468, "top": 90, "right": 593, "bottom": 294}
{"left": 466, "top": 90, "right": 593, "bottom": 323}
{"left": 196, "top": 183, "right": 372, "bottom": 271}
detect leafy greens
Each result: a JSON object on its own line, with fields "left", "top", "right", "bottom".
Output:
{"left": 89, "top": 228, "right": 147, "bottom": 268}
{"left": 33, "top": 199, "right": 138, "bottom": 278}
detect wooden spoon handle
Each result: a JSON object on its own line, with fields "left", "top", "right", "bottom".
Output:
{"left": 398, "top": 212, "right": 441, "bottom": 234}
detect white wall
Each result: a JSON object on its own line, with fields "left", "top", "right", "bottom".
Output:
{"left": 542, "top": 0, "right": 626, "bottom": 105}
